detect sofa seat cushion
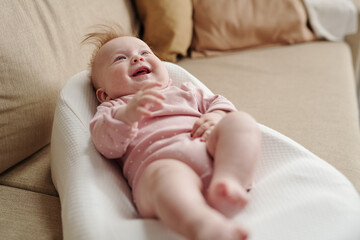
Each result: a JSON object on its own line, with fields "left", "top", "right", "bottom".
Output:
{"left": 178, "top": 41, "right": 360, "bottom": 191}
{"left": 0, "top": 145, "right": 57, "bottom": 196}
{"left": 0, "top": 185, "right": 61, "bottom": 240}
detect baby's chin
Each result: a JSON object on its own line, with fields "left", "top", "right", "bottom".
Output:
{"left": 145, "top": 77, "right": 170, "bottom": 89}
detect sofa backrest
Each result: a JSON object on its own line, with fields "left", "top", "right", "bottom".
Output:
{"left": 0, "top": 0, "right": 139, "bottom": 173}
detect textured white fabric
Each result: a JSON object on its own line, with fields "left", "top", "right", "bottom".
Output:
{"left": 51, "top": 62, "right": 360, "bottom": 240}
{"left": 304, "top": 0, "right": 358, "bottom": 41}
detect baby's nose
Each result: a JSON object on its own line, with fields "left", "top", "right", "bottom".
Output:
{"left": 131, "top": 55, "right": 144, "bottom": 64}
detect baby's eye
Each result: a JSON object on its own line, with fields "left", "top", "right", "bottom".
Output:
{"left": 114, "top": 56, "right": 126, "bottom": 62}
{"left": 141, "top": 51, "right": 150, "bottom": 56}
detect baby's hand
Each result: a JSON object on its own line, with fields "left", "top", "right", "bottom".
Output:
{"left": 116, "top": 81, "right": 166, "bottom": 125}
{"left": 191, "top": 110, "right": 226, "bottom": 141}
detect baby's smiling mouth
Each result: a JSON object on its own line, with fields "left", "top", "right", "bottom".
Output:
{"left": 131, "top": 66, "right": 151, "bottom": 77}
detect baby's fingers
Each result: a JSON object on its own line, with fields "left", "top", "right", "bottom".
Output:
{"left": 136, "top": 106, "right": 153, "bottom": 118}
{"left": 191, "top": 118, "right": 204, "bottom": 136}
{"left": 191, "top": 121, "right": 212, "bottom": 139}
{"left": 200, "top": 126, "right": 214, "bottom": 142}
{"left": 138, "top": 95, "right": 164, "bottom": 109}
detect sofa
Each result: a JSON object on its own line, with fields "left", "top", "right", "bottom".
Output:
{"left": 0, "top": 0, "right": 359, "bottom": 239}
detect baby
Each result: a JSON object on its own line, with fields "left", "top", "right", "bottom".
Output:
{"left": 86, "top": 26, "right": 261, "bottom": 240}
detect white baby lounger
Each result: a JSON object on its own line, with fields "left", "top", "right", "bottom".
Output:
{"left": 51, "top": 62, "right": 360, "bottom": 240}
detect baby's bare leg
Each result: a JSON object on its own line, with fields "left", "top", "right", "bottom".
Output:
{"left": 206, "top": 111, "right": 261, "bottom": 218}
{"left": 134, "top": 159, "right": 248, "bottom": 240}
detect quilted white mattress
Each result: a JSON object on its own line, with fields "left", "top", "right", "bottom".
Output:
{"left": 51, "top": 62, "right": 360, "bottom": 240}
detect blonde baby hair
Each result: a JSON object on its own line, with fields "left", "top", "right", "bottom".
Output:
{"left": 81, "top": 24, "right": 135, "bottom": 89}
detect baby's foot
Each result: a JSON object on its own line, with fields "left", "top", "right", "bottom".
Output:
{"left": 206, "top": 178, "right": 249, "bottom": 218}
{"left": 195, "top": 214, "right": 248, "bottom": 240}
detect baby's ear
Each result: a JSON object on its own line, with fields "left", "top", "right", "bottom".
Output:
{"left": 96, "top": 88, "right": 110, "bottom": 103}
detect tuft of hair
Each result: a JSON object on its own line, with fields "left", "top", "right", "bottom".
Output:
{"left": 81, "top": 24, "right": 131, "bottom": 70}
{"left": 81, "top": 24, "right": 137, "bottom": 89}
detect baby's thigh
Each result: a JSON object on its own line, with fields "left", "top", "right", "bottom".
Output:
{"left": 206, "top": 111, "right": 258, "bottom": 155}
{"left": 134, "top": 159, "right": 202, "bottom": 218}
{"left": 145, "top": 135, "right": 213, "bottom": 185}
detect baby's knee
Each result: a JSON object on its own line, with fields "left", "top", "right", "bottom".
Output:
{"left": 220, "top": 111, "right": 259, "bottom": 133}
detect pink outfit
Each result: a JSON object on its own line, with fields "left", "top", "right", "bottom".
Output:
{"left": 90, "top": 81, "right": 237, "bottom": 191}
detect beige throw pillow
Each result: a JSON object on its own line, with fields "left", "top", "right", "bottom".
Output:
{"left": 191, "top": 0, "right": 315, "bottom": 57}
{"left": 134, "top": 0, "right": 193, "bottom": 62}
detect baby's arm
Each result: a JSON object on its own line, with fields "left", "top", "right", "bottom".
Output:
{"left": 191, "top": 110, "right": 226, "bottom": 141}
{"left": 90, "top": 102, "right": 138, "bottom": 159}
{"left": 90, "top": 81, "right": 165, "bottom": 159}
{"left": 187, "top": 82, "right": 237, "bottom": 141}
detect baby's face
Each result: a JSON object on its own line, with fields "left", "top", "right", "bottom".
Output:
{"left": 92, "top": 36, "right": 169, "bottom": 102}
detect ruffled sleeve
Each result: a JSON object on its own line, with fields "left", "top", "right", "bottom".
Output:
{"left": 181, "top": 82, "right": 237, "bottom": 114}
